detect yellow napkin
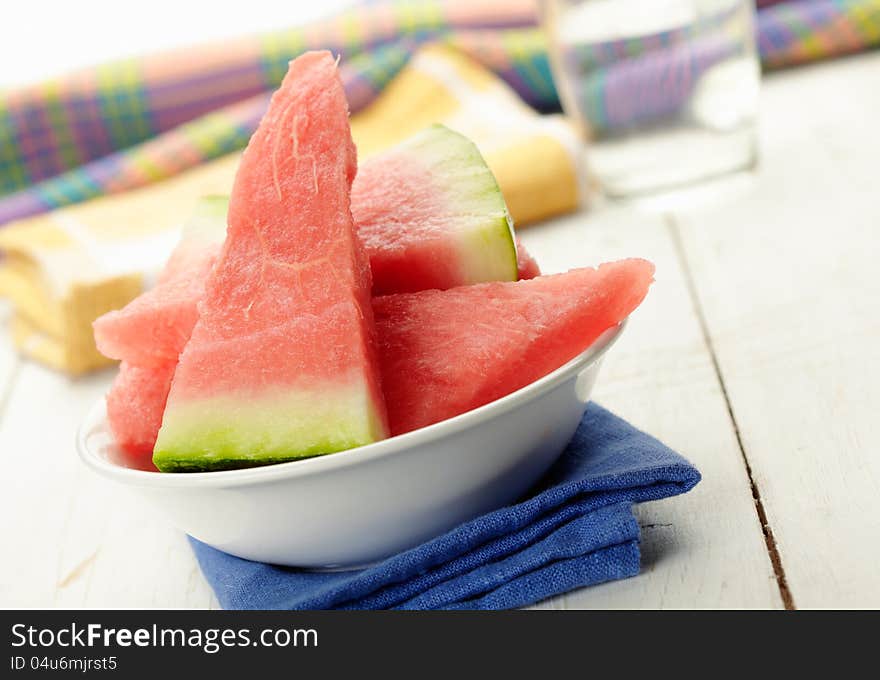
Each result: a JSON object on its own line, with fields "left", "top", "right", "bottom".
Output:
{"left": 0, "top": 44, "right": 585, "bottom": 375}
{"left": 0, "top": 156, "right": 240, "bottom": 374}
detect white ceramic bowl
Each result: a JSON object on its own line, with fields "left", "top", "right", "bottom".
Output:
{"left": 77, "top": 324, "right": 624, "bottom": 568}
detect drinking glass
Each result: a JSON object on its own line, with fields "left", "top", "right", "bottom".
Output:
{"left": 542, "top": 0, "right": 760, "bottom": 197}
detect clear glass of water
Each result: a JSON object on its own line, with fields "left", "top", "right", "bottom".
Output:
{"left": 542, "top": 0, "right": 760, "bottom": 197}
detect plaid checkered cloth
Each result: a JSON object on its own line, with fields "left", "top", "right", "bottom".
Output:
{"left": 0, "top": 1, "right": 538, "bottom": 205}
{"left": 2, "top": 0, "right": 878, "bottom": 223}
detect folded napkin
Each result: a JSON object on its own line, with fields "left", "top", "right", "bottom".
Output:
{"left": 0, "top": 44, "right": 582, "bottom": 375}
{"left": 190, "top": 403, "right": 701, "bottom": 610}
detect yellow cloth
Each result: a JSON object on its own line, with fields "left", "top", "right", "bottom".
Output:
{"left": 0, "top": 44, "right": 585, "bottom": 375}
{"left": 0, "top": 156, "right": 240, "bottom": 374}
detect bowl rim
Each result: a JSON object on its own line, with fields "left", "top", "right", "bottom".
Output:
{"left": 76, "top": 321, "right": 625, "bottom": 489}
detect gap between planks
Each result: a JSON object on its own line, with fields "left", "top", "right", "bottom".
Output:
{"left": 666, "top": 213, "right": 795, "bottom": 611}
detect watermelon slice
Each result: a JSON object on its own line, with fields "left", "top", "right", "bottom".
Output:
{"left": 153, "top": 52, "right": 388, "bottom": 472}
{"left": 106, "top": 361, "right": 176, "bottom": 465}
{"left": 352, "top": 125, "right": 518, "bottom": 294}
{"left": 374, "top": 259, "right": 655, "bottom": 436}
{"left": 93, "top": 196, "right": 227, "bottom": 366}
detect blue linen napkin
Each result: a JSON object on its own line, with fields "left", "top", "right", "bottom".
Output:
{"left": 190, "top": 403, "right": 700, "bottom": 610}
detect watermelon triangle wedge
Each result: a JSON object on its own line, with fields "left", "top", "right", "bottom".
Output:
{"left": 152, "top": 52, "right": 388, "bottom": 471}
{"left": 374, "top": 259, "right": 655, "bottom": 436}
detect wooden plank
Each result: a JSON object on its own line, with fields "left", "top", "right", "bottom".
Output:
{"left": 0, "top": 361, "right": 217, "bottom": 608}
{"left": 520, "top": 206, "right": 781, "bottom": 608}
{"left": 672, "top": 52, "right": 880, "bottom": 608}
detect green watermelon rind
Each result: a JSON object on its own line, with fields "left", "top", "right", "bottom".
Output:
{"left": 152, "top": 389, "right": 387, "bottom": 472}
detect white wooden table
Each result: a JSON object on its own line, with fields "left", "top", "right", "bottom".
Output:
{"left": 1, "top": 51, "right": 878, "bottom": 610}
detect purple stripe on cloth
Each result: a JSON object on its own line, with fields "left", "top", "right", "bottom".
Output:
{"left": 145, "top": 63, "right": 271, "bottom": 129}
{"left": 0, "top": 192, "right": 50, "bottom": 225}
{"left": 149, "top": 89, "right": 270, "bottom": 131}
{"left": 577, "top": 34, "right": 738, "bottom": 132}
{"left": 66, "top": 99, "right": 114, "bottom": 160}
{"left": 146, "top": 62, "right": 269, "bottom": 98}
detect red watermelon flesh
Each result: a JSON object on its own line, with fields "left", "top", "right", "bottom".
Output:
{"left": 106, "top": 361, "right": 176, "bottom": 467}
{"left": 93, "top": 196, "right": 227, "bottom": 366}
{"left": 352, "top": 125, "right": 518, "bottom": 295}
{"left": 516, "top": 239, "right": 541, "bottom": 280}
{"left": 153, "top": 52, "right": 388, "bottom": 471}
{"left": 374, "top": 259, "right": 655, "bottom": 436}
